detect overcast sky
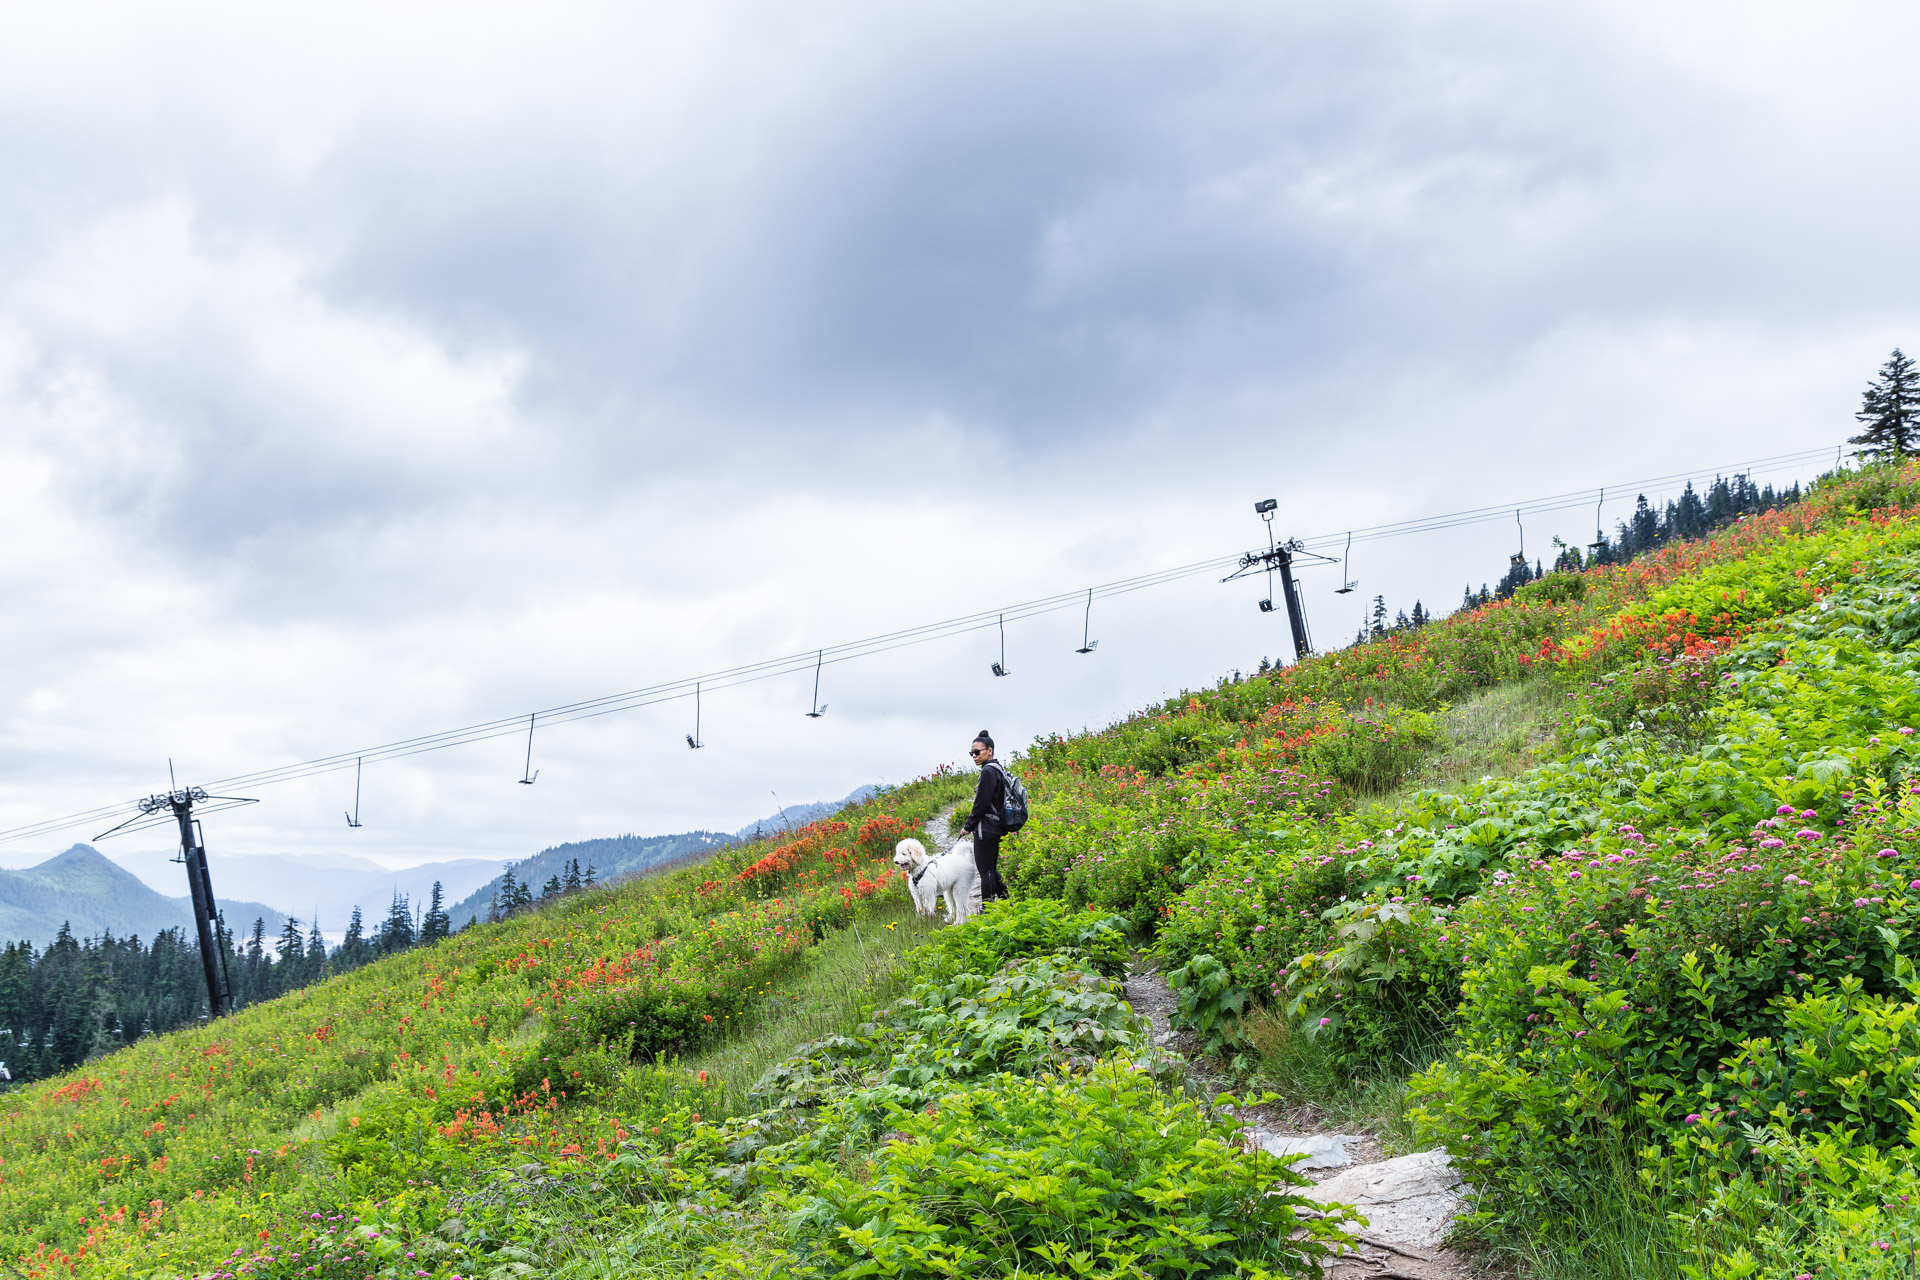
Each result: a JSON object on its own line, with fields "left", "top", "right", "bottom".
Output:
{"left": 1, "top": 1, "right": 1911, "bottom": 886}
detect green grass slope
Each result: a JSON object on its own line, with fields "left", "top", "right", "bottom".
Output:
{"left": 14, "top": 458, "right": 1920, "bottom": 1280}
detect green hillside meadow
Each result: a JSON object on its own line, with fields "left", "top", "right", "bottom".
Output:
{"left": 12, "top": 459, "right": 1920, "bottom": 1278}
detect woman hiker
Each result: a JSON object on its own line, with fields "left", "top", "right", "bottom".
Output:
{"left": 962, "top": 729, "right": 1010, "bottom": 902}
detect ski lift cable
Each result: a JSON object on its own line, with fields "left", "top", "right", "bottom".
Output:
{"left": 1320, "top": 462, "right": 1830, "bottom": 552}
{"left": 219, "top": 558, "right": 1235, "bottom": 785}
{"left": 204, "top": 560, "right": 1225, "bottom": 785}
{"left": 1296, "top": 447, "right": 1834, "bottom": 553}
{"left": 117, "top": 444, "right": 1805, "bottom": 805}
{"left": 0, "top": 561, "right": 1239, "bottom": 845}
{"left": 0, "top": 444, "right": 1838, "bottom": 847}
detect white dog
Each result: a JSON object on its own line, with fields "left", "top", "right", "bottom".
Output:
{"left": 892, "top": 837, "right": 979, "bottom": 926}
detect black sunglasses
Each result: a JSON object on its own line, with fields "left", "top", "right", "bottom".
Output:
{"left": 969, "top": 747, "right": 987, "bottom": 756}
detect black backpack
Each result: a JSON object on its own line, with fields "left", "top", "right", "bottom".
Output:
{"left": 991, "top": 761, "right": 1030, "bottom": 832}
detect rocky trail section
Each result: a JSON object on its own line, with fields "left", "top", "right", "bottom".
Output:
{"left": 1123, "top": 961, "right": 1488, "bottom": 1279}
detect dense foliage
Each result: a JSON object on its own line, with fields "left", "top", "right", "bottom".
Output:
{"left": 987, "top": 457, "right": 1920, "bottom": 1275}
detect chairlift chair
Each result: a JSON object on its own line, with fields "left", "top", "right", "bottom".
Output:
{"left": 1587, "top": 487, "right": 1609, "bottom": 554}
{"left": 518, "top": 714, "right": 539, "bottom": 784}
{"left": 991, "top": 614, "right": 1012, "bottom": 677}
{"left": 805, "top": 651, "right": 827, "bottom": 717}
{"left": 1335, "top": 531, "right": 1357, "bottom": 594}
{"left": 345, "top": 756, "right": 364, "bottom": 827}
{"left": 1075, "top": 588, "right": 1099, "bottom": 654}
{"left": 687, "top": 683, "right": 705, "bottom": 749}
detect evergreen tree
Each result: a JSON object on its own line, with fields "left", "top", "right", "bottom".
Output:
{"left": 1370, "top": 595, "right": 1388, "bottom": 639}
{"left": 305, "top": 920, "right": 329, "bottom": 980}
{"left": 1850, "top": 349, "right": 1920, "bottom": 462}
{"left": 1629, "top": 494, "right": 1659, "bottom": 552}
{"left": 379, "top": 892, "right": 415, "bottom": 955}
{"left": 584, "top": 862, "right": 597, "bottom": 888}
{"left": 420, "top": 883, "right": 451, "bottom": 945}
{"left": 563, "top": 859, "right": 583, "bottom": 894}
{"left": 338, "top": 907, "right": 370, "bottom": 971}
{"left": 540, "top": 875, "right": 563, "bottom": 900}
{"left": 275, "top": 917, "right": 306, "bottom": 994}
{"left": 241, "top": 918, "right": 268, "bottom": 1002}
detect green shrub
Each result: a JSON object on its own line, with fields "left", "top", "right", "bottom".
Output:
{"left": 1304, "top": 705, "right": 1436, "bottom": 793}
{"left": 722, "top": 1060, "right": 1351, "bottom": 1279}
{"left": 750, "top": 955, "right": 1150, "bottom": 1112}
{"left": 908, "top": 897, "right": 1129, "bottom": 983}
{"left": 1165, "top": 953, "right": 1250, "bottom": 1056}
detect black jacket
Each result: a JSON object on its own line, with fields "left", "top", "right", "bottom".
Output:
{"left": 964, "top": 761, "right": 1007, "bottom": 837}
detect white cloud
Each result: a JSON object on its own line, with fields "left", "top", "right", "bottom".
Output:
{"left": 0, "top": 0, "right": 1915, "bottom": 890}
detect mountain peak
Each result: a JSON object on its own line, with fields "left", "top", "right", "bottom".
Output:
{"left": 34, "top": 843, "right": 149, "bottom": 885}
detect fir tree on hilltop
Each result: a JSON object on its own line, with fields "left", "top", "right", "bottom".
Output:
{"left": 1850, "top": 348, "right": 1920, "bottom": 462}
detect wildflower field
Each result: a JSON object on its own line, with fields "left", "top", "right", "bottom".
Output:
{"left": 15, "top": 458, "right": 1920, "bottom": 1278}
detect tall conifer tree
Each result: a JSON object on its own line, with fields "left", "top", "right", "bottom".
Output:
{"left": 1850, "top": 348, "right": 1920, "bottom": 462}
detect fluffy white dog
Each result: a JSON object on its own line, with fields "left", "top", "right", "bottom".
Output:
{"left": 892, "top": 837, "right": 979, "bottom": 926}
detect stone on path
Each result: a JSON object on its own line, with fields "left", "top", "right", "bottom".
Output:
{"left": 1304, "top": 1149, "right": 1464, "bottom": 1251}
{"left": 1253, "top": 1131, "right": 1356, "bottom": 1171}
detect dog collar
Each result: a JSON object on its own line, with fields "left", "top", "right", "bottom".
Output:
{"left": 912, "top": 863, "right": 931, "bottom": 887}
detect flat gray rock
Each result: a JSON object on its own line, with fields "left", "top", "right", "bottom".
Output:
{"left": 1254, "top": 1131, "right": 1356, "bottom": 1170}
{"left": 1304, "top": 1149, "right": 1463, "bottom": 1250}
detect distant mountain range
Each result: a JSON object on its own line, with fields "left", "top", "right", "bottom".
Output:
{"left": 3, "top": 786, "right": 878, "bottom": 948}
{"left": 0, "top": 846, "right": 294, "bottom": 949}
{"left": 733, "top": 787, "right": 878, "bottom": 841}
{"left": 105, "top": 848, "right": 501, "bottom": 938}
{"left": 444, "top": 831, "right": 729, "bottom": 925}
{"left": 445, "top": 786, "right": 879, "bottom": 927}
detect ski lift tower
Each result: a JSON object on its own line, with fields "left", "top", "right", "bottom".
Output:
{"left": 1223, "top": 498, "right": 1329, "bottom": 664}
{"left": 97, "top": 783, "right": 256, "bottom": 1019}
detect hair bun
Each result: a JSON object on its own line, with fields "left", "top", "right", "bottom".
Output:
{"left": 977, "top": 728, "right": 991, "bottom": 739}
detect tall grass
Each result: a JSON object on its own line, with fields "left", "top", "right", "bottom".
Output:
{"left": 1380, "top": 673, "right": 1564, "bottom": 804}
{"left": 686, "top": 897, "right": 935, "bottom": 1112}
